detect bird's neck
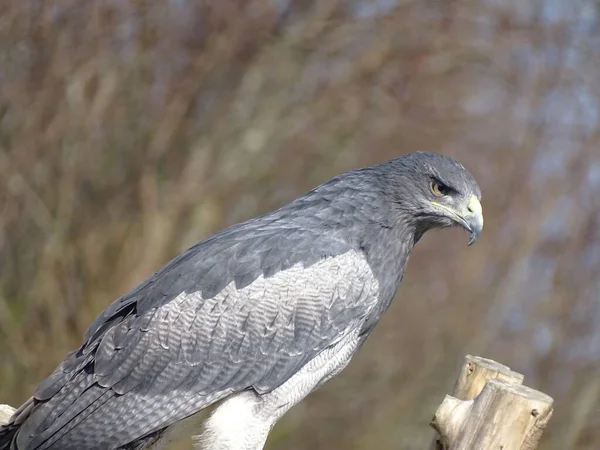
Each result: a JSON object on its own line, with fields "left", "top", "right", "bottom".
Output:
{"left": 285, "top": 172, "right": 419, "bottom": 303}
{"left": 363, "top": 215, "right": 416, "bottom": 287}
{"left": 357, "top": 214, "right": 418, "bottom": 334}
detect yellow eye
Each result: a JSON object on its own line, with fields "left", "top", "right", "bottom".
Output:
{"left": 431, "top": 180, "right": 449, "bottom": 196}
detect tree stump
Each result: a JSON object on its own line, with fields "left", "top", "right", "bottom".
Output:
{"left": 430, "top": 355, "right": 554, "bottom": 450}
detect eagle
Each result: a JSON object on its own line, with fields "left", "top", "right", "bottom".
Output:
{"left": 0, "top": 152, "right": 483, "bottom": 450}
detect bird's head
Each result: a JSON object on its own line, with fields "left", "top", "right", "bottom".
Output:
{"left": 387, "top": 152, "right": 483, "bottom": 245}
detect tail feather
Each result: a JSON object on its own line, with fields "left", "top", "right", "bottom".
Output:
{"left": 0, "top": 404, "right": 18, "bottom": 450}
{"left": 0, "top": 425, "right": 17, "bottom": 450}
{"left": 1, "top": 400, "right": 35, "bottom": 450}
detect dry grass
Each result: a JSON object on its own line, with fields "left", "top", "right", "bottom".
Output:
{"left": 1, "top": 1, "right": 600, "bottom": 448}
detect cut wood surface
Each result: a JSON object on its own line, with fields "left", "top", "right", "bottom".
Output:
{"left": 451, "top": 355, "right": 525, "bottom": 400}
{"left": 430, "top": 355, "right": 554, "bottom": 450}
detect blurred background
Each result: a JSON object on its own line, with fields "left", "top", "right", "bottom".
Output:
{"left": 0, "top": 0, "right": 599, "bottom": 448}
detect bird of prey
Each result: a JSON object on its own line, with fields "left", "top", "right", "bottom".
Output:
{"left": 0, "top": 152, "right": 483, "bottom": 450}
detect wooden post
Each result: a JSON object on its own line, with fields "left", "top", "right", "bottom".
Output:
{"left": 430, "top": 355, "right": 554, "bottom": 450}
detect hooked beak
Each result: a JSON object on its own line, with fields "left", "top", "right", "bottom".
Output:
{"left": 430, "top": 195, "right": 483, "bottom": 245}
{"left": 461, "top": 196, "right": 483, "bottom": 245}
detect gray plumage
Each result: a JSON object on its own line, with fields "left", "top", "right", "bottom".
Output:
{"left": 0, "top": 152, "right": 483, "bottom": 450}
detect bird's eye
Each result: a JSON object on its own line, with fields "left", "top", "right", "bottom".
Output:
{"left": 431, "top": 180, "right": 451, "bottom": 197}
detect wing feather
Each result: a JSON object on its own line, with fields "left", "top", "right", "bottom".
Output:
{"left": 12, "top": 233, "right": 379, "bottom": 449}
